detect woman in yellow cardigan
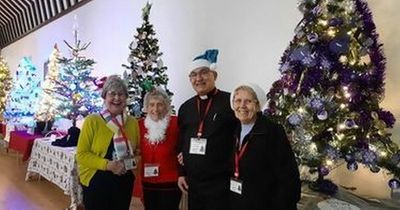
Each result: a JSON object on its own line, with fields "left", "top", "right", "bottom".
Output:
{"left": 76, "top": 75, "right": 140, "bottom": 210}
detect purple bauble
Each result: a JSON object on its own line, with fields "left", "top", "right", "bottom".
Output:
{"left": 319, "top": 166, "right": 330, "bottom": 176}
{"left": 370, "top": 165, "right": 380, "bottom": 173}
{"left": 307, "top": 33, "right": 319, "bottom": 43}
{"left": 326, "top": 147, "right": 340, "bottom": 160}
{"left": 317, "top": 110, "right": 328, "bottom": 120}
{"left": 288, "top": 113, "right": 302, "bottom": 126}
{"left": 362, "top": 150, "right": 377, "bottom": 164}
{"left": 389, "top": 178, "right": 400, "bottom": 189}
{"left": 312, "top": 5, "right": 322, "bottom": 16}
{"left": 328, "top": 18, "right": 343, "bottom": 26}
{"left": 345, "top": 119, "right": 357, "bottom": 128}
{"left": 310, "top": 98, "right": 323, "bottom": 110}
{"left": 347, "top": 162, "right": 358, "bottom": 171}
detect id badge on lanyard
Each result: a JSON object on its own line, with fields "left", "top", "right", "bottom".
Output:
{"left": 144, "top": 163, "right": 160, "bottom": 177}
{"left": 230, "top": 138, "right": 248, "bottom": 195}
{"left": 112, "top": 117, "right": 136, "bottom": 170}
{"left": 230, "top": 177, "right": 243, "bottom": 194}
{"left": 189, "top": 137, "right": 207, "bottom": 155}
{"left": 190, "top": 89, "right": 217, "bottom": 156}
{"left": 124, "top": 158, "right": 136, "bottom": 170}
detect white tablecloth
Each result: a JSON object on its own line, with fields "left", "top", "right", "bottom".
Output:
{"left": 25, "top": 137, "right": 82, "bottom": 208}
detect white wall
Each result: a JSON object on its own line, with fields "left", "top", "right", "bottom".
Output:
{"left": 0, "top": 0, "right": 300, "bottom": 111}
{"left": 2, "top": 0, "right": 400, "bottom": 198}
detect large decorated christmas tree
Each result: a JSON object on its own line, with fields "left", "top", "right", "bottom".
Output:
{"left": 53, "top": 30, "right": 102, "bottom": 126}
{"left": 35, "top": 44, "right": 62, "bottom": 122}
{"left": 123, "top": 2, "right": 173, "bottom": 117}
{"left": 267, "top": 0, "right": 399, "bottom": 194}
{"left": 0, "top": 55, "right": 13, "bottom": 117}
{"left": 4, "top": 57, "right": 41, "bottom": 126}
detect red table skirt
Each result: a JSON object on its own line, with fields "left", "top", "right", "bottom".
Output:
{"left": 8, "top": 131, "right": 42, "bottom": 161}
{"left": 0, "top": 123, "right": 5, "bottom": 137}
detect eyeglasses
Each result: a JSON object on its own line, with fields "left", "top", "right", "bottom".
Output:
{"left": 189, "top": 69, "right": 211, "bottom": 79}
{"left": 106, "top": 91, "right": 127, "bottom": 99}
{"left": 233, "top": 98, "right": 256, "bottom": 106}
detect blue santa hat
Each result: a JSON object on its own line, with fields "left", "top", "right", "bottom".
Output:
{"left": 191, "top": 49, "right": 219, "bottom": 71}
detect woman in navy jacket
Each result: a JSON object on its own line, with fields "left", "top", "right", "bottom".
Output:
{"left": 229, "top": 83, "right": 301, "bottom": 210}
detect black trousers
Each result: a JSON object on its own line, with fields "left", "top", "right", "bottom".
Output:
{"left": 143, "top": 183, "right": 181, "bottom": 210}
{"left": 187, "top": 176, "right": 230, "bottom": 210}
{"left": 82, "top": 170, "right": 134, "bottom": 210}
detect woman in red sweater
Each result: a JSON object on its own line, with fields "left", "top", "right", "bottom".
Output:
{"left": 138, "top": 88, "right": 181, "bottom": 210}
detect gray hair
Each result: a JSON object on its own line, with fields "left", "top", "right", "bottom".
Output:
{"left": 230, "top": 83, "right": 266, "bottom": 112}
{"left": 101, "top": 75, "right": 128, "bottom": 99}
{"left": 143, "top": 87, "right": 172, "bottom": 113}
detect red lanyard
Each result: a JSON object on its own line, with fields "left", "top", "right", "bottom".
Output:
{"left": 111, "top": 116, "right": 129, "bottom": 146}
{"left": 234, "top": 138, "right": 249, "bottom": 178}
{"left": 196, "top": 89, "right": 218, "bottom": 137}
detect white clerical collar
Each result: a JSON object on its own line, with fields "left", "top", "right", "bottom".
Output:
{"left": 199, "top": 95, "right": 208, "bottom": 100}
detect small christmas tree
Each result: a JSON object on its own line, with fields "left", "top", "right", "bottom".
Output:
{"left": 35, "top": 44, "right": 62, "bottom": 122}
{"left": 267, "top": 0, "right": 399, "bottom": 194}
{"left": 0, "top": 55, "right": 13, "bottom": 117}
{"left": 53, "top": 30, "right": 102, "bottom": 126}
{"left": 4, "top": 57, "right": 41, "bottom": 126}
{"left": 123, "top": 2, "right": 173, "bottom": 117}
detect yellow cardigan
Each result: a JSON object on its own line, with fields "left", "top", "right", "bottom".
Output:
{"left": 76, "top": 114, "right": 140, "bottom": 186}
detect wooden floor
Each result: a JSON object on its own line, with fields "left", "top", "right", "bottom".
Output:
{"left": 1, "top": 136, "right": 394, "bottom": 210}
{"left": 0, "top": 144, "right": 144, "bottom": 210}
{"left": 0, "top": 148, "right": 70, "bottom": 210}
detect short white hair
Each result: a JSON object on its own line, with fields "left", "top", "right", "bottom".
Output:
{"left": 142, "top": 87, "right": 172, "bottom": 113}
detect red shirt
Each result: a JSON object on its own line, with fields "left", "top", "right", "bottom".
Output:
{"left": 139, "top": 116, "right": 179, "bottom": 184}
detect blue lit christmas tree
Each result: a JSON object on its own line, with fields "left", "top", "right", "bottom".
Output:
{"left": 267, "top": 0, "right": 399, "bottom": 194}
{"left": 53, "top": 30, "right": 102, "bottom": 126}
{"left": 4, "top": 57, "right": 41, "bottom": 126}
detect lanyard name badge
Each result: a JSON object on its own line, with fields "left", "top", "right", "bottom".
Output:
{"left": 189, "top": 137, "right": 207, "bottom": 155}
{"left": 112, "top": 117, "right": 136, "bottom": 170}
{"left": 230, "top": 138, "right": 248, "bottom": 195}
{"left": 144, "top": 163, "right": 160, "bottom": 177}
{"left": 189, "top": 89, "right": 218, "bottom": 155}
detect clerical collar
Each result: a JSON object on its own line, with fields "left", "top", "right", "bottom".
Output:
{"left": 198, "top": 88, "right": 217, "bottom": 100}
{"left": 199, "top": 95, "right": 208, "bottom": 100}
